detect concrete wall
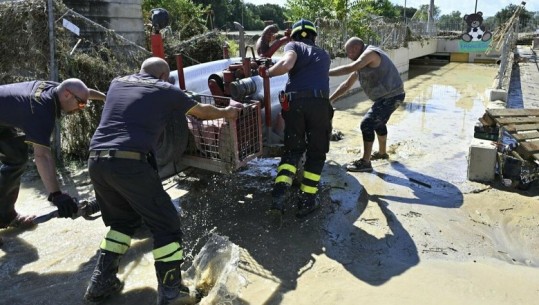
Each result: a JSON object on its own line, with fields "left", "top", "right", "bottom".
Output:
{"left": 386, "top": 39, "right": 438, "bottom": 74}
{"left": 329, "top": 38, "right": 439, "bottom": 95}
{"left": 437, "top": 39, "right": 501, "bottom": 63}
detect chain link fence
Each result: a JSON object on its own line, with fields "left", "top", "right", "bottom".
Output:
{"left": 315, "top": 17, "right": 439, "bottom": 57}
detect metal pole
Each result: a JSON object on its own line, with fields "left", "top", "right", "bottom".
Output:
{"left": 47, "top": 0, "right": 61, "bottom": 161}
{"left": 234, "top": 22, "right": 245, "bottom": 59}
{"left": 475, "top": 0, "right": 478, "bottom": 13}
{"left": 428, "top": 0, "right": 434, "bottom": 35}
{"left": 404, "top": 0, "right": 407, "bottom": 23}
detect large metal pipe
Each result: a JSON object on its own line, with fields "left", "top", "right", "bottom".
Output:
{"left": 229, "top": 78, "right": 257, "bottom": 100}
{"left": 263, "top": 75, "right": 272, "bottom": 143}
{"left": 234, "top": 22, "right": 246, "bottom": 60}
{"left": 175, "top": 54, "right": 186, "bottom": 90}
{"left": 169, "top": 58, "right": 287, "bottom": 142}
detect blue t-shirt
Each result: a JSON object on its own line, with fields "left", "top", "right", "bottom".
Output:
{"left": 90, "top": 73, "right": 198, "bottom": 154}
{"left": 0, "top": 81, "right": 59, "bottom": 147}
{"left": 283, "top": 39, "right": 330, "bottom": 93}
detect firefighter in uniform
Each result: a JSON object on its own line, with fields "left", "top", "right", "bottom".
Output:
{"left": 84, "top": 57, "right": 239, "bottom": 305}
{"left": 258, "top": 19, "right": 332, "bottom": 218}
{"left": 0, "top": 79, "right": 105, "bottom": 229}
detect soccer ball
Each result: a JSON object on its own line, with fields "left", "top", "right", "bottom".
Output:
{"left": 468, "top": 27, "right": 485, "bottom": 41}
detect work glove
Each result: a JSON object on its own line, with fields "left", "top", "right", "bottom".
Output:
{"left": 258, "top": 66, "right": 270, "bottom": 78}
{"left": 48, "top": 192, "right": 78, "bottom": 218}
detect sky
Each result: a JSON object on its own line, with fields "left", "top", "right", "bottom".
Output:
{"left": 244, "top": 0, "right": 538, "bottom": 17}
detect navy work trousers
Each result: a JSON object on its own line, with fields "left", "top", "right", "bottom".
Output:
{"left": 280, "top": 96, "right": 334, "bottom": 176}
{"left": 88, "top": 157, "right": 182, "bottom": 249}
{"left": 0, "top": 127, "right": 28, "bottom": 226}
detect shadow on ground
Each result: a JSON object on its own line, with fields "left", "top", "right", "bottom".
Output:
{"left": 0, "top": 232, "right": 157, "bottom": 305}
{"left": 174, "top": 160, "right": 420, "bottom": 303}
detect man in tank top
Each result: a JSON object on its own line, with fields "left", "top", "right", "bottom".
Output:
{"left": 329, "top": 37, "right": 405, "bottom": 172}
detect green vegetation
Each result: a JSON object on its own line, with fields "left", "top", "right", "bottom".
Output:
{"left": 142, "top": 0, "right": 208, "bottom": 38}
{"left": 142, "top": 1, "right": 537, "bottom": 47}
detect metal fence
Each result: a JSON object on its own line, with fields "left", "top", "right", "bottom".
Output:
{"left": 494, "top": 20, "right": 519, "bottom": 91}
{"left": 317, "top": 14, "right": 535, "bottom": 56}
{"left": 316, "top": 18, "right": 439, "bottom": 55}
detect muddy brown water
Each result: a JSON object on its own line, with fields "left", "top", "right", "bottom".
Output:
{"left": 1, "top": 62, "right": 538, "bottom": 305}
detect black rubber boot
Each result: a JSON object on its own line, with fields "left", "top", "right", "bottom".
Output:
{"left": 84, "top": 250, "right": 124, "bottom": 302}
{"left": 270, "top": 183, "right": 289, "bottom": 214}
{"left": 296, "top": 193, "right": 320, "bottom": 218}
{"left": 155, "top": 261, "right": 200, "bottom": 305}
{"left": 270, "top": 196, "right": 286, "bottom": 214}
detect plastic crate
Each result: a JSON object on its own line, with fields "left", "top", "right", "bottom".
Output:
{"left": 181, "top": 95, "right": 263, "bottom": 173}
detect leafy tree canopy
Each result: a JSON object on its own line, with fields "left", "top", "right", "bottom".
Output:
{"left": 494, "top": 4, "right": 533, "bottom": 29}
{"left": 410, "top": 4, "right": 440, "bottom": 21}
{"left": 437, "top": 10, "right": 464, "bottom": 30}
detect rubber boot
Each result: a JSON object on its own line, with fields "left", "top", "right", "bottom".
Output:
{"left": 296, "top": 192, "right": 320, "bottom": 218}
{"left": 155, "top": 261, "right": 200, "bottom": 305}
{"left": 270, "top": 182, "right": 289, "bottom": 214}
{"left": 84, "top": 250, "right": 124, "bottom": 302}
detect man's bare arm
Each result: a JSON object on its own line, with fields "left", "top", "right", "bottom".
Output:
{"left": 330, "top": 72, "right": 358, "bottom": 103}
{"left": 33, "top": 144, "right": 61, "bottom": 194}
{"left": 329, "top": 50, "right": 380, "bottom": 76}
{"left": 89, "top": 89, "right": 106, "bottom": 101}
{"left": 268, "top": 51, "right": 297, "bottom": 77}
{"left": 187, "top": 104, "right": 240, "bottom": 121}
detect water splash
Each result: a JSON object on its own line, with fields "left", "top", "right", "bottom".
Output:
{"left": 184, "top": 234, "right": 246, "bottom": 305}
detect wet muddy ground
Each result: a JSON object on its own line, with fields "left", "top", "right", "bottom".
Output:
{"left": 1, "top": 62, "right": 539, "bottom": 305}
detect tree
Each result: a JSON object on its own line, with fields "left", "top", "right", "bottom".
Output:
{"left": 242, "top": 3, "right": 265, "bottom": 30}
{"left": 411, "top": 4, "right": 440, "bottom": 21}
{"left": 143, "top": 0, "right": 208, "bottom": 38}
{"left": 437, "top": 11, "right": 463, "bottom": 31}
{"left": 394, "top": 5, "right": 418, "bottom": 22}
{"left": 345, "top": 0, "right": 401, "bottom": 39}
{"left": 285, "top": 0, "right": 334, "bottom": 23}
{"left": 368, "top": 0, "right": 400, "bottom": 21}
{"left": 257, "top": 4, "right": 288, "bottom": 30}
{"left": 192, "top": 0, "right": 232, "bottom": 30}
{"left": 484, "top": 16, "right": 497, "bottom": 30}
{"left": 228, "top": 0, "right": 247, "bottom": 28}
{"left": 494, "top": 4, "right": 533, "bottom": 31}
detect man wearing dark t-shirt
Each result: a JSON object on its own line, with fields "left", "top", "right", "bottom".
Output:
{"left": 258, "top": 19, "right": 332, "bottom": 218}
{"left": 84, "top": 57, "right": 240, "bottom": 305}
{"left": 0, "top": 78, "right": 105, "bottom": 229}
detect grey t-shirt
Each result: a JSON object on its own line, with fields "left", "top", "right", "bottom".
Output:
{"left": 357, "top": 45, "right": 404, "bottom": 101}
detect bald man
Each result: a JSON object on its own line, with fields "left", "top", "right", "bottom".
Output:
{"left": 0, "top": 78, "right": 105, "bottom": 230}
{"left": 329, "top": 37, "right": 405, "bottom": 172}
{"left": 84, "top": 57, "right": 240, "bottom": 304}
